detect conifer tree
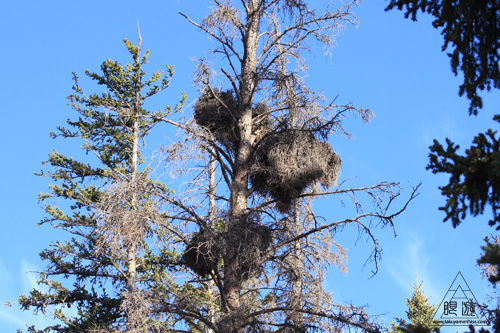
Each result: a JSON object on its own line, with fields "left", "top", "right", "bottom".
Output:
{"left": 386, "top": 0, "right": 500, "bottom": 116}
{"left": 389, "top": 280, "right": 441, "bottom": 333}
{"left": 20, "top": 3, "right": 419, "bottom": 332}
{"left": 386, "top": 3, "right": 500, "bottom": 331}
{"left": 426, "top": 123, "right": 500, "bottom": 230}
{"left": 153, "top": 1, "right": 419, "bottom": 332}
{"left": 386, "top": 0, "right": 500, "bottom": 231}
{"left": 386, "top": 0, "right": 500, "bottom": 247}
{"left": 18, "top": 31, "right": 185, "bottom": 332}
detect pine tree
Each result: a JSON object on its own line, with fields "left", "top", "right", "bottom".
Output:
{"left": 18, "top": 31, "right": 185, "bottom": 332}
{"left": 386, "top": 0, "right": 500, "bottom": 238}
{"left": 389, "top": 280, "right": 441, "bottom": 333}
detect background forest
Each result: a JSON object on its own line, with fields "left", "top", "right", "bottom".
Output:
{"left": 1, "top": 0, "right": 499, "bottom": 332}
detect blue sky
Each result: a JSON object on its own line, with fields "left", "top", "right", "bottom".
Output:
{"left": 1, "top": 0, "right": 499, "bottom": 331}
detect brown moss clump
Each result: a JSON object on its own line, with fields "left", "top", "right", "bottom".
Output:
{"left": 251, "top": 102, "right": 271, "bottom": 138}
{"left": 193, "top": 90, "right": 239, "bottom": 151}
{"left": 182, "top": 217, "right": 272, "bottom": 279}
{"left": 193, "top": 89, "right": 270, "bottom": 151}
{"left": 251, "top": 130, "right": 341, "bottom": 212}
{"left": 194, "top": 89, "right": 341, "bottom": 213}
{"left": 232, "top": 217, "right": 272, "bottom": 279}
{"left": 182, "top": 228, "right": 221, "bottom": 278}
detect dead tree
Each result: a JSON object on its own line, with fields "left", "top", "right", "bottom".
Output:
{"left": 155, "top": 1, "right": 420, "bottom": 332}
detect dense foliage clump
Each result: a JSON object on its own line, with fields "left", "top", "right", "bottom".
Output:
{"left": 251, "top": 130, "right": 341, "bottom": 212}
{"left": 386, "top": 0, "right": 500, "bottom": 115}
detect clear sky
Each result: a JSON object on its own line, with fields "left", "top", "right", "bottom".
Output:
{"left": 1, "top": 1, "right": 499, "bottom": 332}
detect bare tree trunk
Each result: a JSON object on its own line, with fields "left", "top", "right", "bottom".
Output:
{"left": 289, "top": 79, "right": 303, "bottom": 326}
{"left": 222, "top": 1, "right": 261, "bottom": 327}
{"left": 125, "top": 34, "right": 142, "bottom": 331}
{"left": 127, "top": 117, "right": 139, "bottom": 292}
{"left": 207, "top": 152, "right": 217, "bottom": 333}
{"left": 209, "top": 153, "right": 216, "bottom": 222}
{"left": 290, "top": 199, "right": 303, "bottom": 326}
{"left": 125, "top": 116, "right": 139, "bottom": 323}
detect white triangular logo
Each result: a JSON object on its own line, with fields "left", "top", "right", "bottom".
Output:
{"left": 434, "top": 272, "right": 485, "bottom": 326}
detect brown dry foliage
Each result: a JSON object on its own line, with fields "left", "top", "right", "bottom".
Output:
{"left": 251, "top": 129, "right": 341, "bottom": 212}
{"left": 193, "top": 89, "right": 271, "bottom": 153}
{"left": 183, "top": 227, "right": 222, "bottom": 278}
{"left": 194, "top": 88, "right": 342, "bottom": 213}
{"left": 182, "top": 213, "right": 272, "bottom": 281}
{"left": 94, "top": 176, "right": 163, "bottom": 258}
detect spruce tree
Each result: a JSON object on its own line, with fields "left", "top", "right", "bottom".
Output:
{"left": 387, "top": 2, "right": 500, "bottom": 332}
{"left": 20, "top": 3, "right": 420, "bottom": 332}
{"left": 386, "top": 0, "right": 500, "bottom": 232}
{"left": 389, "top": 280, "right": 441, "bottom": 333}
{"left": 386, "top": 0, "right": 500, "bottom": 115}
{"left": 18, "top": 32, "right": 185, "bottom": 332}
{"left": 426, "top": 122, "right": 500, "bottom": 231}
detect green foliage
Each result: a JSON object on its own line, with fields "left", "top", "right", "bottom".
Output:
{"left": 480, "top": 237, "right": 500, "bottom": 284}
{"left": 386, "top": 0, "right": 500, "bottom": 115}
{"left": 387, "top": 2, "right": 500, "bottom": 331}
{"left": 426, "top": 115, "right": 500, "bottom": 229}
{"left": 389, "top": 280, "right": 441, "bottom": 333}
{"left": 471, "top": 236, "right": 500, "bottom": 333}
{"left": 19, "top": 37, "right": 184, "bottom": 332}
{"left": 426, "top": 115, "right": 500, "bottom": 332}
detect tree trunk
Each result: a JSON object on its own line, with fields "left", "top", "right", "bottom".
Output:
{"left": 207, "top": 152, "right": 217, "bottom": 333}
{"left": 125, "top": 47, "right": 141, "bottom": 330}
{"left": 222, "top": 1, "right": 261, "bottom": 330}
{"left": 290, "top": 200, "right": 304, "bottom": 325}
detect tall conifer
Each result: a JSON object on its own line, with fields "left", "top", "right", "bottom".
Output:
{"left": 389, "top": 280, "right": 441, "bottom": 333}
{"left": 19, "top": 32, "right": 185, "bottom": 332}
